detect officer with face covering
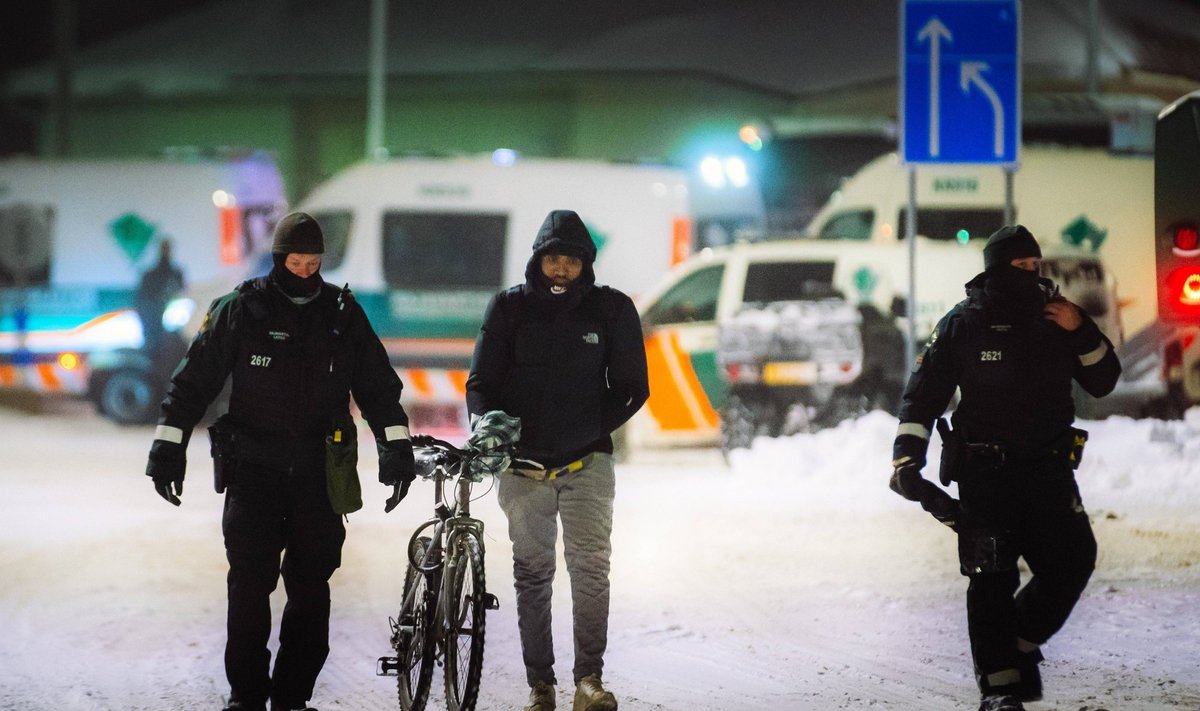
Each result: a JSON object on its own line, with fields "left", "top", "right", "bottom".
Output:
{"left": 888, "top": 225, "right": 1121, "bottom": 711}
{"left": 144, "top": 212, "right": 416, "bottom": 711}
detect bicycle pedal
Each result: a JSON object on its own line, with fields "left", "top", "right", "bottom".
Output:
{"left": 483, "top": 592, "right": 500, "bottom": 610}
{"left": 377, "top": 656, "right": 400, "bottom": 676}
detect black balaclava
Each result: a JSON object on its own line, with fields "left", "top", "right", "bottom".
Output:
{"left": 982, "top": 224, "right": 1046, "bottom": 316}
{"left": 269, "top": 212, "right": 325, "bottom": 298}
{"left": 524, "top": 209, "right": 597, "bottom": 301}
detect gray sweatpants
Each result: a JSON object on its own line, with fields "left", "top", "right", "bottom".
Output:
{"left": 497, "top": 452, "right": 615, "bottom": 687}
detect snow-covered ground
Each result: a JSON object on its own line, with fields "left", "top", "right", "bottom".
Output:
{"left": 2, "top": 399, "right": 1199, "bottom": 711}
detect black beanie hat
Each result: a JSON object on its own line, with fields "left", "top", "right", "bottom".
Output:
{"left": 272, "top": 212, "right": 325, "bottom": 255}
{"left": 983, "top": 224, "right": 1041, "bottom": 271}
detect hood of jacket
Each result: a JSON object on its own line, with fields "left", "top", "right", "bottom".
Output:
{"left": 524, "top": 209, "right": 597, "bottom": 300}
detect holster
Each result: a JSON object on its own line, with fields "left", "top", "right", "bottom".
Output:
{"left": 936, "top": 418, "right": 961, "bottom": 486}
{"left": 937, "top": 417, "right": 1006, "bottom": 484}
{"left": 207, "top": 419, "right": 238, "bottom": 494}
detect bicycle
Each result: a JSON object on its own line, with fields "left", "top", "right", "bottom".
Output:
{"left": 377, "top": 434, "right": 503, "bottom": 711}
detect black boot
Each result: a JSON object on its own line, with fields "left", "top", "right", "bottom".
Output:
{"left": 978, "top": 694, "right": 1025, "bottom": 711}
{"left": 1016, "top": 648, "right": 1044, "bottom": 701}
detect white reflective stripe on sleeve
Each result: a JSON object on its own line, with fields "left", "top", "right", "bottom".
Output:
{"left": 896, "top": 422, "right": 930, "bottom": 440}
{"left": 1078, "top": 341, "right": 1109, "bottom": 367}
{"left": 154, "top": 425, "right": 184, "bottom": 444}
{"left": 385, "top": 425, "right": 411, "bottom": 442}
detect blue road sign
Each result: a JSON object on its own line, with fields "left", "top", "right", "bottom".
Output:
{"left": 901, "top": 0, "right": 1020, "bottom": 165}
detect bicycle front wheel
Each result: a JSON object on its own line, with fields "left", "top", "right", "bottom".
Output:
{"left": 395, "top": 536, "right": 435, "bottom": 711}
{"left": 442, "top": 532, "right": 487, "bottom": 711}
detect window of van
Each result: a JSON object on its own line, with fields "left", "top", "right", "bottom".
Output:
{"left": 897, "top": 208, "right": 1005, "bottom": 242}
{"left": 817, "top": 210, "right": 874, "bottom": 240}
{"left": 381, "top": 212, "right": 508, "bottom": 290}
{"left": 743, "top": 261, "right": 837, "bottom": 303}
{"left": 310, "top": 210, "right": 352, "bottom": 272}
{"left": 642, "top": 264, "right": 724, "bottom": 326}
{"left": 0, "top": 203, "right": 53, "bottom": 288}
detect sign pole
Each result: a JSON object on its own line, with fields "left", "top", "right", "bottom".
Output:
{"left": 906, "top": 166, "right": 918, "bottom": 368}
{"left": 1004, "top": 167, "right": 1015, "bottom": 225}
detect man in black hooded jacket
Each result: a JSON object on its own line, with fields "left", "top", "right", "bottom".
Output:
{"left": 889, "top": 225, "right": 1121, "bottom": 711}
{"left": 467, "top": 209, "right": 648, "bottom": 711}
{"left": 144, "top": 212, "right": 416, "bottom": 711}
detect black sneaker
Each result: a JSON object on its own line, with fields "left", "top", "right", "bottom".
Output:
{"left": 978, "top": 694, "right": 1024, "bottom": 711}
{"left": 223, "top": 703, "right": 266, "bottom": 711}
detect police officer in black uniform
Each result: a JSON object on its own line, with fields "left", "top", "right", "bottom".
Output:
{"left": 888, "top": 225, "right": 1121, "bottom": 711}
{"left": 144, "top": 212, "right": 416, "bottom": 711}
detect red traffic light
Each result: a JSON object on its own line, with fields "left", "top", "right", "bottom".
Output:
{"left": 1174, "top": 224, "right": 1200, "bottom": 256}
{"left": 1166, "top": 266, "right": 1200, "bottom": 312}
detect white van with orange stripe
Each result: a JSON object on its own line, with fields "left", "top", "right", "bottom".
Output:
{"left": 625, "top": 238, "right": 986, "bottom": 450}
{"left": 296, "top": 155, "right": 764, "bottom": 434}
{"left": 0, "top": 154, "right": 286, "bottom": 412}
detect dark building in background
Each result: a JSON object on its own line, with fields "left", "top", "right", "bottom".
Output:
{"left": 3, "top": 0, "right": 1200, "bottom": 232}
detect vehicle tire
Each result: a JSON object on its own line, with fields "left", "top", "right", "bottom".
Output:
{"left": 443, "top": 532, "right": 487, "bottom": 711}
{"left": 396, "top": 536, "right": 435, "bottom": 711}
{"left": 97, "top": 369, "right": 158, "bottom": 425}
{"left": 719, "top": 392, "right": 758, "bottom": 455}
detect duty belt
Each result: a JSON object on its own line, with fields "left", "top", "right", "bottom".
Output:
{"left": 512, "top": 453, "right": 594, "bottom": 481}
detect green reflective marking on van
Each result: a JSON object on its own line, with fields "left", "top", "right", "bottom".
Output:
{"left": 585, "top": 223, "right": 608, "bottom": 254}
{"left": 1061, "top": 215, "right": 1107, "bottom": 252}
{"left": 691, "top": 350, "right": 728, "bottom": 410}
{"left": 356, "top": 291, "right": 483, "bottom": 339}
{"left": 853, "top": 267, "right": 877, "bottom": 300}
{"left": 109, "top": 212, "right": 156, "bottom": 263}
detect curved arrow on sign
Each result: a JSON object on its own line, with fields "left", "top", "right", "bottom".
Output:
{"left": 960, "top": 61, "right": 1005, "bottom": 158}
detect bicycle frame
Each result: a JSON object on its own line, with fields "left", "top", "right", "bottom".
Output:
{"left": 406, "top": 461, "right": 486, "bottom": 646}
{"left": 379, "top": 436, "right": 500, "bottom": 711}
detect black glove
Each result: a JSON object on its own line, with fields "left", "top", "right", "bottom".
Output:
{"left": 890, "top": 462, "right": 960, "bottom": 530}
{"left": 919, "top": 486, "right": 960, "bottom": 530}
{"left": 379, "top": 440, "right": 415, "bottom": 486}
{"left": 147, "top": 457, "right": 185, "bottom": 506}
{"left": 384, "top": 478, "right": 412, "bottom": 514}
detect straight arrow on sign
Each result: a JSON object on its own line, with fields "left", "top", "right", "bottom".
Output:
{"left": 918, "top": 17, "right": 952, "bottom": 158}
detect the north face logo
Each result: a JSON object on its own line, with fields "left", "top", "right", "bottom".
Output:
{"left": 582, "top": 332, "right": 599, "bottom": 344}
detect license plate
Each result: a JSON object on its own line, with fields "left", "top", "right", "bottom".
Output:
{"left": 762, "top": 361, "right": 817, "bottom": 385}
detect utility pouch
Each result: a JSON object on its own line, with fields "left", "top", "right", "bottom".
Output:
{"left": 958, "top": 528, "right": 1017, "bottom": 575}
{"left": 207, "top": 420, "right": 237, "bottom": 494}
{"left": 325, "top": 413, "right": 362, "bottom": 515}
{"left": 1065, "top": 427, "right": 1088, "bottom": 470}
{"left": 936, "top": 417, "right": 962, "bottom": 486}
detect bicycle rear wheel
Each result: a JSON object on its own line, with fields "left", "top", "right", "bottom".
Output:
{"left": 395, "top": 536, "right": 435, "bottom": 711}
{"left": 442, "top": 532, "right": 487, "bottom": 711}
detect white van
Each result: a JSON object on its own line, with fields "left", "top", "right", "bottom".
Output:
{"left": 625, "top": 237, "right": 986, "bottom": 450}
{"left": 806, "top": 147, "right": 1150, "bottom": 343}
{"left": 296, "top": 155, "right": 764, "bottom": 431}
{"left": 0, "top": 154, "right": 286, "bottom": 415}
